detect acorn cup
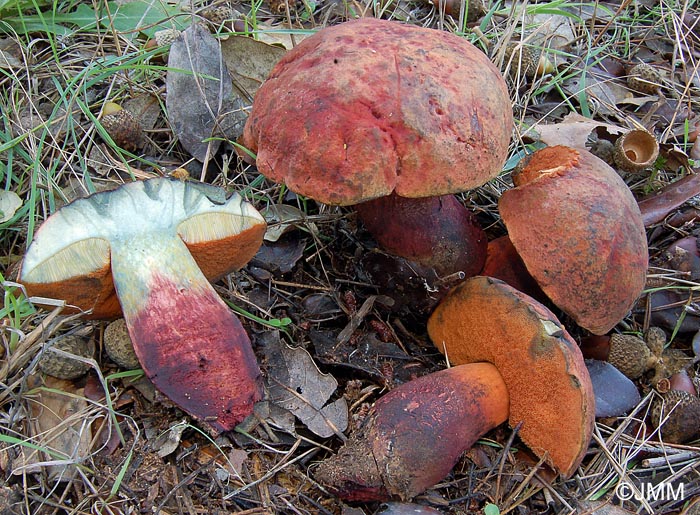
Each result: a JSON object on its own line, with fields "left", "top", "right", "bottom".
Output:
{"left": 502, "top": 42, "right": 555, "bottom": 80}
{"left": 99, "top": 102, "right": 145, "bottom": 152}
{"left": 613, "top": 129, "right": 659, "bottom": 173}
{"left": 627, "top": 63, "right": 663, "bottom": 95}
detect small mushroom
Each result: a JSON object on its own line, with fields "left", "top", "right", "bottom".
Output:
{"left": 316, "top": 277, "right": 594, "bottom": 501}
{"left": 240, "top": 18, "right": 512, "bottom": 277}
{"left": 20, "top": 178, "right": 267, "bottom": 433}
{"left": 498, "top": 146, "right": 648, "bottom": 334}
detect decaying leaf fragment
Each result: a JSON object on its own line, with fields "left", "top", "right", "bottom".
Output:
{"left": 262, "top": 331, "right": 348, "bottom": 438}
{"left": 166, "top": 23, "right": 247, "bottom": 161}
{"left": 220, "top": 35, "right": 287, "bottom": 103}
{"left": 15, "top": 375, "right": 92, "bottom": 481}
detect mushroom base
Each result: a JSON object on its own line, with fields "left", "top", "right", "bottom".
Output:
{"left": 315, "top": 363, "right": 509, "bottom": 501}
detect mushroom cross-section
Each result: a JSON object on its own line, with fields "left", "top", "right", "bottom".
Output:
{"left": 315, "top": 276, "right": 594, "bottom": 502}
{"left": 240, "top": 17, "right": 513, "bottom": 277}
{"left": 20, "top": 178, "right": 267, "bottom": 433}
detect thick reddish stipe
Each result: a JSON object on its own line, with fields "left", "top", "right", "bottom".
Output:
{"left": 129, "top": 274, "right": 262, "bottom": 433}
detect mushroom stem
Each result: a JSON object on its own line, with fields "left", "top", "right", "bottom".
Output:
{"left": 315, "top": 362, "right": 509, "bottom": 501}
{"left": 111, "top": 232, "right": 263, "bottom": 433}
{"left": 355, "top": 193, "right": 487, "bottom": 277}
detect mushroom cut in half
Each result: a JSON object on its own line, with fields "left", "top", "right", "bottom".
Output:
{"left": 21, "top": 178, "right": 267, "bottom": 433}
{"left": 498, "top": 146, "right": 648, "bottom": 334}
{"left": 428, "top": 276, "right": 595, "bottom": 478}
{"left": 240, "top": 17, "right": 513, "bottom": 277}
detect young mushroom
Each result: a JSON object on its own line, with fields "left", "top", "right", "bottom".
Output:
{"left": 316, "top": 276, "right": 594, "bottom": 501}
{"left": 20, "top": 178, "right": 267, "bottom": 433}
{"left": 497, "top": 146, "right": 648, "bottom": 334}
{"left": 240, "top": 17, "right": 513, "bottom": 278}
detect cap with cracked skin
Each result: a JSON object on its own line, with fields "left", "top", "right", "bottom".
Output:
{"left": 240, "top": 17, "right": 513, "bottom": 205}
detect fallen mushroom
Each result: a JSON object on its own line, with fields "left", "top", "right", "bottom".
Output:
{"left": 499, "top": 145, "right": 648, "bottom": 334}
{"left": 427, "top": 276, "right": 594, "bottom": 477}
{"left": 240, "top": 18, "right": 512, "bottom": 277}
{"left": 20, "top": 177, "right": 267, "bottom": 433}
{"left": 316, "top": 276, "right": 593, "bottom": 501}
{"left": 315, "top": 363, "right": 509, "bottom": 501}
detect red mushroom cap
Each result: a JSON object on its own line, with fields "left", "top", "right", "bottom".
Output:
{"left": 240, "top": 18, "right": 512, "bottom": 205}
{"left": 499, "top": 146, "right": 648, "bottom": 335}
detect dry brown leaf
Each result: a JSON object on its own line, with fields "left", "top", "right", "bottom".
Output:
{"left": 531, "top": 112, "right": 625, "bottom": 150}
{"left": 166, "top": 23, "right": 246, "bottom": 162}
{"left": 0, "top": 38, "right": 25, "bottom": 69}
{"left": 15, "top": 375, "right": 92, "bottom": 481}
{"left": 220, "top": 35, "right": 286, "bottom": 103}
{"left": 262, "top": 331, "right": 348, "bottom": 438}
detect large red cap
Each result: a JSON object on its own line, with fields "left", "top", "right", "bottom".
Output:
{"left": 240, "top": 18, "right": 513, "bottom": 205}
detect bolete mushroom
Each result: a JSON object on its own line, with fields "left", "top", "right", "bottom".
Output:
{"left": 316, "top": 276, "right": 594, "bottom": 501}
{"left": 240, "top": 17, "right": 513, "bottom": 277}
{"left": 20, "top": 178, "right": 267, "bottom": 433}
{"left": 497, "top": 145, "right": 648, "bottom": 335}
{"left": 427, "top": 277, "right": 594, "bottom": 478}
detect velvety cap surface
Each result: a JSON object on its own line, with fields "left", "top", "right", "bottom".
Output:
{"left": 241, "top": 18, "right": 513, "bottom": 205}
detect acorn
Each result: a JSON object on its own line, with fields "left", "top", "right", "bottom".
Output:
{"left": 627, "top": 63, "right": 663, "bottom": 94}
{"left": 650, "top": 388, "right": 700, "bottom": 444}
{"left": 201, "top": 5, "right": 234, "bottom": 27}
{"left": 502, "top": 43, "right": 555, "bottom": 80}
{"left": 99, "top": 101, "right": 145, "bottom": 152}
{"left": 104, "top": 318, "right": 141, "bottom": 370}
{"left": 38, "top": 334, "right": 95, "bottom": 380}
{"left": 612, "top": 129, "right": 659, "bottom": 173}
{"left": 608, "top": 333, "right": 659, "bottom": 379}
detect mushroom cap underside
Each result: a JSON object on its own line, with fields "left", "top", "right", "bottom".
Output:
{"left": 427, "top": 276, "right": 595, "bottom": 477}
{"left": 20, "top": 178, "right": 266, "bottom": 318}
{"left": 240, "top": 17, "right": 513, "bottom": 205}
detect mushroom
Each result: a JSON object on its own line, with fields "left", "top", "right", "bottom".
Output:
{"left": 240, "top": 17, "right": 512, "bottom": 277}
{"left": 315, "top": 362, "right": 508, "bottom": 501}
{"left": 497, "top": 145, "right": 648, "bottom": 335}
{"left": 427, "top": 276, "right": 594, "bottom": 477}
{"left": 315, "top": 276, "right": 594, "bottom": 501}
{"left": 20, "top": 178, "right": 267, "bottom": 433}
